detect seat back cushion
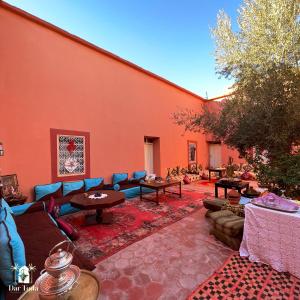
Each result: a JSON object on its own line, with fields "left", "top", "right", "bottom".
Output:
{"left": 62, "top": 181, "right": 84, "bottom": 196}
{"left": 133, "top": 171, "right": 146, "bottom": 180}
{"left": 0, "top": 198, "right": 13, "bottom": 215}
{"left": 112, "top": 173, "right": 128, "bottom": 185}
{"left": 84, "top": 178, "right": 104, "bottom": 192}
{"left": 0, "top": 208, "right": 26, "bottom": 286}
{"left": 35, "top": 182, "right": 62, "bottom": 201}
{"left": 11, "top": 201, "right": 45, "bottom": 216}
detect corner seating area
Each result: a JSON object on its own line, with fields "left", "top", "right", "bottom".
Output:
{"left": 14, "top": 171, "right": 152, "bottom": 217}
{"left": 1, "top": 170, "right": 154, "bottom": 300}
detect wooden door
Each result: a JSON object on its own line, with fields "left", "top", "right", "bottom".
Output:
{"left": 209, "top": 144, "right": 221, "bottom": 168}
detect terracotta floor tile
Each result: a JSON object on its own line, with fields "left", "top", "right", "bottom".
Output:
{"left": 95, "top": 182, "right": 235, "bottom": 299}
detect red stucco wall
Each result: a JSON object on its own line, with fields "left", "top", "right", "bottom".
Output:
{"left": 0, "top": 4, "right": 242, "bottom": 199}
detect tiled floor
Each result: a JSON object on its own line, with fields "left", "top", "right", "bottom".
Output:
{"left": 94, "top": 181, "right": 234, "bottom": 300}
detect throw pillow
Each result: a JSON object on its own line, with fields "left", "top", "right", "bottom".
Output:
{"left": 112, "top": 173, "right": 128, "bottom": 185}
{"left": 113, "top": 184, "right": 120, "bottom": 191}
{"left": 47, "top": 197, "right": 60, "bottom": 219}
{"left": 34, "top": 182, "right": 62, "bottom": 201}
{"left": 56, "top": 218, "right": 79, "bottom": 241}
{"left": 183, "top": 175, "right": 191, "bottom": 184}
{"left": 84, "top": 178, "right": 104, "bottom": 192}
{"left": 133, "top": 171, "right": 147, "bottom": 180}
{"left": 241, "top": 172, "right": 251, "bottom": 180}
{"left": 11, "top": 201, "right": 45, "bottom": 216}
{"left": 0, "top": 208, "right": 26, "bottom": 286}
{"left": 62, "top": 181, "right": 84, "bottom": 196}
{"left": 201, "top": 173, "right": 209, "bottom": 180}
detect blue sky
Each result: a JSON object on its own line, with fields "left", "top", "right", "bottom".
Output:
{"left": 6, "top": 0, "right": 242, "bottom": 98}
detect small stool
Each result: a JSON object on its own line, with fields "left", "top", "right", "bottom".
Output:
{"left": 208, "top": 210, "right": 244, "bottom": 250}
{"left": 203, "top": 198, "right": 226, "bottom": 213}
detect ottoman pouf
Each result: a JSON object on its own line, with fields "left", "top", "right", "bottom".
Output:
{"left": 208, "top": 210, "right": 244, "bottom": 250}
{"left": 203, "top": 198, "right": 226, "bottom": 213}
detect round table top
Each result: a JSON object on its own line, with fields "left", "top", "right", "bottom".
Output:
{"left": 19, "top": 269, "right": 100, "bottom": 300}
{"left": 70, "top": 190, "right": 125, "bottom": 210}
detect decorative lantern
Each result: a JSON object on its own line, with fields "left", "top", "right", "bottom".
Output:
{"left": 35, "top": 241, "right": 80, "bottom": 299}
{"left": 0, "top": 143, "right": 4, "bottom": 156}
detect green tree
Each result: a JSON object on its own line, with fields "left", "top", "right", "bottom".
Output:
{"left": 173, "top": 0, "right": 300, "bottom": 196}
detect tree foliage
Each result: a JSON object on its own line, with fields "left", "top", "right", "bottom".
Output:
{"left": 173, "top": 0, "right": 300, "bottom": 194}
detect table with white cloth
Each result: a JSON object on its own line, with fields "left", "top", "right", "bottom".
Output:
{"left": 240, "top": 203, "right": 300, "bottom": 278}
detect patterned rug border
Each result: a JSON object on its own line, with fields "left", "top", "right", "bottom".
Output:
{"left": 94, "top": 202, "right": 205, "bottom": 264}
{"left": 187, "top": 252, "right": 300, "bottom": 300}
{"left": 187, "top": 251, "right": 238, "bottom": 299}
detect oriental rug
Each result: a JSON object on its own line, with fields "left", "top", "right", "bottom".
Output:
{"left": 63, "top": 190, "right": 209, "bottom": 265}
{"left": 188, "top": 253, "right": 300, "bottom": 300}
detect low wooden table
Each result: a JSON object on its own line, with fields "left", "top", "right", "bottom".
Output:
{"left": 139, "top": 180, "right": 182, "bottom": 204}
{"left": 215, "top": 180, "right": 249, "bottom": 198}
{"left": 19, "top": 270, "right": 100, "bottom": 300}
{"left": 70, "top": 190, "right": 125, "bottom": 225}
{"left": 208, "top": 168, "right": 226, "bottom": 181}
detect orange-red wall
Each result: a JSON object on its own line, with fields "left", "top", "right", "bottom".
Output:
{"left": 0, "top": 4, "right": 241, "bottom": 200}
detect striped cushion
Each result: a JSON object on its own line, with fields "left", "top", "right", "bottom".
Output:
{"left": 209, "top": 210, "right": 244, "bottom": 237}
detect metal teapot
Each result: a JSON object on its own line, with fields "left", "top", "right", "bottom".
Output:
{"left": 44, "top": 241, "right": 74, "bottom": 278}
{"left": 35, "top": 240, "right": 80, "bottom": 299}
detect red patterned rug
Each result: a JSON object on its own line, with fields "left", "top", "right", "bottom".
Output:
{"left": 63, "top": 190, "right": 209, "bottom": 265}
{"left": 188, "top": 253, "right": 300, "bottom": 300}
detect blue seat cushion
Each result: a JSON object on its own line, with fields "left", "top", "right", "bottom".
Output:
{"left": 84, "top": 178, "right": 104, "bottom": 192}
{"left": 62, "top": 181, "right": 84, "bottom": 196}
{"left": 59, "top": 203, "right": 81, "bottom": 216}
{"left": 121, "top": 186, "right": 155, "bottom": 199}
{"left": 133, "top": 170, "right": 147, "bottom": 180}
{"left": 0, "top": 208, "right": 26, "bottom": 286}
{"left": 112, "top": 173, "right": 128, "bottom": 185}
{"left": 35, "top": 182, "right": 62, "bottom": 201}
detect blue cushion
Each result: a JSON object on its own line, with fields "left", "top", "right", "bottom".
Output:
{"left": 0, "top": 198, "right": 13, "bottom": 216}
{"left": 59, "top": 203, "right": 80, "bottom": 216}
{"left": 121, "top": 186, "right": 154, "bottom": 199}
{"left": 11, "top": 203, "right": 34, "bottom": 216}
{"left": 0, "top": 208, "right": 26, "bottom": 286}
{"left": 84, "top": 178, "right": 104, "bottom": 192}
{"left": 112, "top": 173, "right": 128, "bottom": 184}
{"left": 113, "top": 184, "right": 120, "bottom": 191}
{"left": 239, "top": 196, "right": 251, "bottom": 205}
{"left": 35, "top": 182, "right": 62, "bottom": 201}
{"left": 63, "top": 181, "right": 84, "bottom": 196}
{"left": 133, "top": 171, "right": 146, "bottom": 180}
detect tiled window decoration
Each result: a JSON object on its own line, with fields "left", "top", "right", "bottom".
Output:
{"left": 50, "top": 129, "right": 90, "bottom": 181}
{"left": 57, "top": 135, "right": 85, "bottom": 176}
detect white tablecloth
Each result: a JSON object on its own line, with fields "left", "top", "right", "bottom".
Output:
{"left": 240, "top": 203, "right": 300, "bottom": 278}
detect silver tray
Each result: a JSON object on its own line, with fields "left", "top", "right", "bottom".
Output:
{"left": 35, "top": 265, "right": 80, "bottom": 296}
{"left": 251, "top": 200, "right": 299, "bottom": 213}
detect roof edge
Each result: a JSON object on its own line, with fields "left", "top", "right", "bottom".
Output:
{"left": 1, "top": 1, "right": 206, "bottom": 102}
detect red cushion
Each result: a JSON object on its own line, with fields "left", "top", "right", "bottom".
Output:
{"left": 241, "top": 172, "right": 252, "bottom": 180}
{"left": 201, "top": 173, "right": 209, "bottom": 180}
{"left": 56, "top": 218, "right": 79, "bottom": 241}
{"left": 183, "top": 175, "right": 191, "bottom": 184}
{"left": 47, "top": 197, "right": 55, "bottom": 214}
{"left": 47, "top": 197, "right": 60, "bottom": 219}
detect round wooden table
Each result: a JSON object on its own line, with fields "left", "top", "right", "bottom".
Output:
{"left": 19, "top": 270, "right": 100, "bottom": 300}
